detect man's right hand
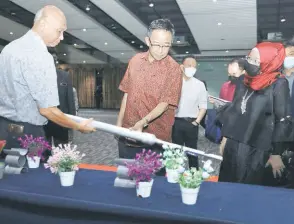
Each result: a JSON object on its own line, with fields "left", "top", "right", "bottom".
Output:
{"left": 77, "top": 118, "right": 96, "bottom": 133}
{"left": 208, "top": 97, "right": 215, "bottom": 104}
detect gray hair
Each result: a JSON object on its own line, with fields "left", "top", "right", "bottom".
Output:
{"left": 34, "top": 8, "right": 44, "bottom": 23}
{"left": 147, "top": 19, "right": 175, "bottom": 40}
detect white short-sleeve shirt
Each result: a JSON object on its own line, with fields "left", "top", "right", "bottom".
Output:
{"left": 0, "top": 30, "right": 59, "bottom": 125}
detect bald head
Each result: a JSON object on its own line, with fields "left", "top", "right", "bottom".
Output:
{"left": 32, "top": 5, "right": 67, "bottom": 47}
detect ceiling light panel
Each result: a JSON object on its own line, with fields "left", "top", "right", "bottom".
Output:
{"left": 90, "top": 0, "right": 147, "bottom": 43}
{"left": 0, "top": 15, "right": 104, "bottom": 64}
{"left": 176, "top": 0, "right": 257, "bottom": 54}
{"left": 11, "top": 0, "right": 137, "bottom": 62}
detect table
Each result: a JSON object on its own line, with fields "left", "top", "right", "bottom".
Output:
{"left": 0, "top": 167, "right": 293, "bottom": 224}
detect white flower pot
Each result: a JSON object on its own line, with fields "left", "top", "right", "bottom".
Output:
{"left": 166, "top": 168, "right": 179, "bottom": 183}
{"left": 180, "top": 186, "right": 200, "bottom": 205}
{"left": 26, "top": 156, "right": 40, "bottom": 168}
{"left": 59, "top": 171, "right": 76, "bottom": 187}
{"left": 136, "top": 179, "right": 153, "bottom": 198}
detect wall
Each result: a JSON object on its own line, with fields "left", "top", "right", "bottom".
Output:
{"left": 196, "top": 61, "right": 228, "bottom": 108}
{"left": 102, "top": 66, "right": 126, "bottom": 109}
{"left": 57, "top": 64, "right": 127, "bottom": 109}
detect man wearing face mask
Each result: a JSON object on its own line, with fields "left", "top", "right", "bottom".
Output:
{"left": 219, "top": 59, "right": 245, "bottom": 101}
{"left": 172, "top": 56, "right": 207, "bottom": 168}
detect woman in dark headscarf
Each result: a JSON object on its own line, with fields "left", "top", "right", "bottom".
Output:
{"left": 217, "top": 42, "right": 292, "bottom": 185}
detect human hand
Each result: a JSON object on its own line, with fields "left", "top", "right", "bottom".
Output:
{"left": 219, "top": 138, "right": 227, "bottom": 156}
{"left": 78, "top": 118, "right": 96, "bottom": 134}
{"left": 130, "top": 120, "right": 145, "bottom": 132}
{"left": 265, "top": 155, "right": 285, "bottom": 178}
{"left": 191, "top": 121, "right": 199, "bottom": 126}
{"left": 208, "top": 97, "right": 215, "bottom": 104}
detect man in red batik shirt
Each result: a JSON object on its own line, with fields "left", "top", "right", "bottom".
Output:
{"left": 116, "top": 19, "right": 182, "bottom": 164}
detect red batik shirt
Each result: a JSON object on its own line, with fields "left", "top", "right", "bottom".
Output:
{"left": 119, "top": 52, "right": 182, "bottom": 142}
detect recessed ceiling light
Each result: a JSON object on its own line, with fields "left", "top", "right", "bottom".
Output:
{"left": 121, "top": 52, "right": 124, "bottom": 55}
{"left": 83, "top": 61, "right": 86, "bottom": 63}
{"left": 104, "top": 42, "right": 108, "bottom": 45}
{"left": 74, "top": 43, "right": 77, "bottom": 46}
{"left": 281, "top": 18, "right": 286, "bottom": 22}
{"left": 86, "top": 6, "right": 90, "bottom": 11}
{"left": 217, "top": 22, "right": 222, "bottom": 26}
{"left": 63, "top": 53, "right": 66, "bottom": 56}
{"left": 176, "top": 40, "right": 181, "bottom": 43}
{"left": 226, "top": 50, "right": 229, "bottom": 53}
{"left": 140, "top": 45, "right": 143, "bottom": 48}
{"left": 9, "top": 32, "right": 13, "bottom": 35}
{"left": 82, "top": 28, "right": 87, "bottom": 32}
{"left": 149, "top": 3, "right": 154, "bottom": 7}
{"left": 186, "top": 51, "right": 189, "bottom": 54}
{"left": 56, "top": 61, "right": 59, "bottom": 64}
{"left": 131, "top": 40, "right": 135, "bottom": 44}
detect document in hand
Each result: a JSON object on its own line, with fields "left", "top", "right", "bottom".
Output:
{"left": 208, "top": 95, "right": 231, "bottom": 106}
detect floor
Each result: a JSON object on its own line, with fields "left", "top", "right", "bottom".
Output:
{"left": 73, "top": 109, "right": 221, "bottom": 174}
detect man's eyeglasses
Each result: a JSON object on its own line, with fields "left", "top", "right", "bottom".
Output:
{"left": 149, "top": 38, "right": 171, "bottom": 50}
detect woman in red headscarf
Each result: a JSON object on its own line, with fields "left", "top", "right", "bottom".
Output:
{"left": 216, "top": 42, "right": 293, "bottom": 186}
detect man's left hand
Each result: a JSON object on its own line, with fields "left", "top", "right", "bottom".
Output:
{"left": 130, "top": 120, "right": 145, "bottom": 132}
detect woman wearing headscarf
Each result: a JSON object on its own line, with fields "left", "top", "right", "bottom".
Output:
{"left": 217, "top": 42, "right": 292, "bottom": 186}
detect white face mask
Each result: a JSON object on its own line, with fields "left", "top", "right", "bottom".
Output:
{"left": 184, "top": 67, "right": 197, "bottom": 78}
{"left": 284, "top": 56, "right": 294, "bottom": 69}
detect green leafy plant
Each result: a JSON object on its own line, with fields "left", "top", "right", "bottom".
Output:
{"left": 178, "top": 167, "right": 204, "bottom": 189}
{"left": 162, "top": 145, "right": 187, "bottom": 170}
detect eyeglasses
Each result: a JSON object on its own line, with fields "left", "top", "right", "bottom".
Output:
{"left": 245, "top": 56, "right": 260, "bottom": 66}
{"left": 149, "top": 38, "right": 171, "bottom": 50}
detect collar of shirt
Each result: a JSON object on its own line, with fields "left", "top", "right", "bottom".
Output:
{"left": 28, "top": 30, "right": 48, "bottom": 52}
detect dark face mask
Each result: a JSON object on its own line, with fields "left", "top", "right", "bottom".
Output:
{"left": 244, "top": 60, "right": 260, "bottom": 77}
{"left": 228, "top": 76, "right": 239, "bottom": 84}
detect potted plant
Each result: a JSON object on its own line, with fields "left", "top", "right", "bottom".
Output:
{"left": 162, "top": 144, "right": 187, "bottom": 183}
{"left": 126, "top": 149, "right": 162, "bottom": 198}
{"left": 18, "top": 135, "right": 51, "bottom": 168}
{"left": 178, "top": 160, "right": 214, "bottom": 205}
{"left": 44, "top": 144, "right": 85, "bottom": 187}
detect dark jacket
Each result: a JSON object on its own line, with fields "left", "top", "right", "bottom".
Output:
{"left": 44, "top": 69, "right": 75, "bottom": 142}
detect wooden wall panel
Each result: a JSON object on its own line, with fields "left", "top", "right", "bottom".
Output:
{"left": 102, "top": 66, "right": 126, "bottom": 109}
{"left": 58, "top": 64, "right": 127, "bottom": 109}
{"left": 67, "top": 67, "right": 96, "bottom": 108}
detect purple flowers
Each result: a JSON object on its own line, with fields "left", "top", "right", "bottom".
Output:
{"left": 18, "top": 135, "right": 51, "bottom": 160}
{"left": 126, "top": 149, "right": 162, "bottom": 185}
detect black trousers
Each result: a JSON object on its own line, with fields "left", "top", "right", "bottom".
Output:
{"left": 118, "top": 141, "right": 166, "bottom": 176}
{"left": 0, "top": 116, "right": 45, "bottom": 157}
{"left": 172, "top": 118, "right": 199, "bottom": 169}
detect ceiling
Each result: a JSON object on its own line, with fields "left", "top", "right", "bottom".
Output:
{"left": 0, "top": 0, "right": 293, "bottom": 64}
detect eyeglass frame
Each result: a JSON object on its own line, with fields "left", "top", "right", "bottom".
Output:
{"left": 148, "top": 37, "right": 172, "bottom": 50}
